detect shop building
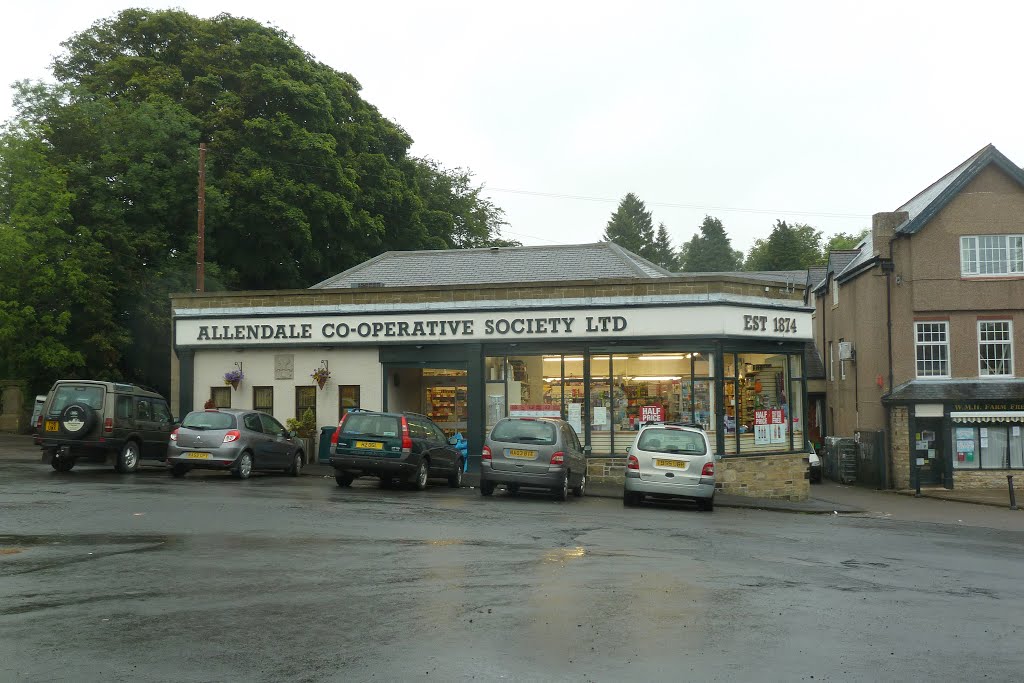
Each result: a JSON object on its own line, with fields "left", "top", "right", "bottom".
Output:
{"left": 813, "top": 144, "right": 1024, "bottom": 490}
{"left": 171, "top": 242, "right": 815, "bottom": 499}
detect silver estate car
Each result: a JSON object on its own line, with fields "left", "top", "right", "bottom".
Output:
{"left": 623, "top": 422, "right": 716, "bottom": 511}
{"left": 481, "top": 417, "right": 588, "bottom": 501}
{"left": 167, "top": 409, "right": 306, "bottom": 480}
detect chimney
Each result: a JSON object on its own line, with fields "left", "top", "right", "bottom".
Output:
{"left": 871, "top": 211, "right": 908, "bottom": 256}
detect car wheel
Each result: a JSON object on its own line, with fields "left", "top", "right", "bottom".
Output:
{"left": 554, "top": 470, "right": 569, "bottom": 502}
{"left": 287, "top": 452, "right": 303, "bottom": 477}
{"left": 232, "top": 452, "right": 253, "bottom": 480}
{"left": 573, "top": 472, "right": 586, "bottom": 498}
{"left": 335, "top": 473, "right": 354, "bottom": 487}
{"left": 480, "top": 480, "right": 495, "bottom": 497}
{"left": 171, "top": 465, "right": 188, "bottom": 478}
{"left": 506, "top": 484, "right": 519, "bottom": 496}
{"left": 698, "top": 495, "right": 715, "bottom": 512}
{"left": 623, "top": 491, "right": 642, "bottom": 507}
{"left": 448, "top": 460, "right": 463, "bottom": 488}
{"left": 52, "top": 456, "right": 75, "bottom": 472}
{"left": 413, "top": 459, "right": 429, "bottom": 491}
{"left": 116, "top": 440, "right": 140, "bottom": 473}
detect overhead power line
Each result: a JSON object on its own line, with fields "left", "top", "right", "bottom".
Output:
{"left": 485, "top": 187, "right": 869, "bottom": 220}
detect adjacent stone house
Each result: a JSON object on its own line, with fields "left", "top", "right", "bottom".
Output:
{"left": 813, "top": 144, "right": 1024, "bottom": 489}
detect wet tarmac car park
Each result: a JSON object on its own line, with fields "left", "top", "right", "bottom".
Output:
{"left": 1, "top": 441, "right": 1023, "bottom": 682}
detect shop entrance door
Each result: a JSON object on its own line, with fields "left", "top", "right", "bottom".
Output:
{"left": 421, "top": 369, "right": 468, "bottom": 438}
{"left": 914, "top": 418, "right": 944, "bottom": 486}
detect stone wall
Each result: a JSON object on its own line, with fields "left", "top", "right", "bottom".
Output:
{"left": 953, "top": 470, "right": 1021, "bottom": 489}
{"left": 171, "top": 275, "right": 806, "bottom": 311}
{"left": 717, "top": 453, "right": 810, "bottom": 500}
{"left": 585, "top": 453, "right": 810, "bottom": 500}
{"left": 587, "top": 457, "right": 627, "bottom": 484}
{"left": 890, "top": 406, "right": 911, "bottom": 489}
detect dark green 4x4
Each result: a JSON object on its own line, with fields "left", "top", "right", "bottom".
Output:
{"left": 39, "top": 380, "right": 176, "bottom": 473}
{"left": 330, "top": 410, "right": 464, "bottom": 490}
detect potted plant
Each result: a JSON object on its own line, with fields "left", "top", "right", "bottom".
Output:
{"left": 286, "top": 408, "right": 317, "bottom": 461}
{"left": 311, "top": 366, "right": 331, "bottom": 390}
{"left": 223, "top": 368, "right": 244, "bottom": 390}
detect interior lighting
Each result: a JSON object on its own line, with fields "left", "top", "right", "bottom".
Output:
{"left": 629, "top": 376, "right": 683, "bottom": 382}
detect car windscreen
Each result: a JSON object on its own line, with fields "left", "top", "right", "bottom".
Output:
{"left": 490, "top": 419, "right": 557, "bottom": 445}
{"left": 341, "top": 413, "right": 400, "bottom": 438}
{"left": 48, "top": 385, "right": 104, "bottom": 415}
{"left": 637, "top": 428, "right": 707, "bottom": 455}
{"left": 181, "top": 411, "right": 236, "bottom": 430}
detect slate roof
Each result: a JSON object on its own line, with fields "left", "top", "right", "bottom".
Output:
{"left": 803, "top": 342, "right": 826, "bottom": 379}
{"left": 835, "top": 232, "right": 875, "bottom": 283}
{"left": 806, "top": 266, "right": 827, "bottom": 291}
{"left": 311, "top": 242, "right": 675, "bottom": 289}
{"left": 892, "top": 144, "right": 1024, "bottom": 236}
{"left": 813, "top": 249, "right": 860, "bottom": 293}
{"left": 885, "top": 379, "right": 1024, "bottom": 403}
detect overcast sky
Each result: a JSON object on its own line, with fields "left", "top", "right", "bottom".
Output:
{"left": 2, "top": 1, "right": 1021, "bottom": 253}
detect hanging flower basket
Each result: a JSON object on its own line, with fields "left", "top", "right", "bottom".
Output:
{"left": 224, "top": 369, "right": 244, "bottom": 390}
{"left": 311, "top": 366, "right": 331, "bottom": 390}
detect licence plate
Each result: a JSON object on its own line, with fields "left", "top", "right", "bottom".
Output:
{"left": 655, "top": 458, "right": 688, "bottom": 469}
{"left": 508, "top": 449, "right": 536, "bottom": 459}
{"left": 355, "top": 441, "right": 384, "bottom": 450}
{"left": 45, "top": 421, "right": 59, "bottom": 432}
{"left": 186, "top": 452, "right": 211, "bottom": 459}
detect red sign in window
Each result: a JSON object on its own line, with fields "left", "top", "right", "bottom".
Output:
{"left": 641, "top": 405, "right": 664, "bottom": 422}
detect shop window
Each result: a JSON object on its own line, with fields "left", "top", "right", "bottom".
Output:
{"left": 954, "top": 425, "right": 1024, "bottom": 470}
{"left": 589, "top": 355, "right": 612, "bottom": 455}
{"left": 978, "top": 321, "right": 1013, "bottom": 377}
{"left": 423, "top": 369, "right": 467, "bottom": 437}
{"left": 253, "top": 386, "right": 273, "bottom": 414}
{"left": 295, "top": 386, "right": 316, "bottom": 426}
{"left": 339, "top": 385, "right": 360, "bottom": 420}
{"left": 730, "top": 354, "right": 794, "bottom": 455}
{"left": 210, "top": 386, "right": 230, "bottom": 408}
{"left": 915, "top": 322, "right": 950, "bottom": 378}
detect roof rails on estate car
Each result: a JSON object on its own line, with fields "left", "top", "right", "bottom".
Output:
{"left": 642, "top": 420, "right": 705, "bottom": 430}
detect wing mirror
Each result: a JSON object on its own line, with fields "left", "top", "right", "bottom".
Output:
{"left": 448, "top": 436, "right": 459, "bottom": 446}
{"left": 583, "top": 445, "right": 592, "bottom": 455}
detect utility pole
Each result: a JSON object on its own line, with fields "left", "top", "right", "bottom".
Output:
{"left": 196, "top": 142, "right": 207, "bottom": 293}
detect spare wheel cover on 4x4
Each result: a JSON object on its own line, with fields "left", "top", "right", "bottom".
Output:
{"left": 59, "top": 402, "right": 98, "bottom": 439}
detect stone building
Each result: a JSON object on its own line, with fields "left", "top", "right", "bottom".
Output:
{"left": 170, "top": 242, "right": 815, "bottom": 499}
{"left": 812, "top": 144, "right": 1024, "bottom": 489}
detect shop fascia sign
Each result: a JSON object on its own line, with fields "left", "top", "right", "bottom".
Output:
{"left": 176, "top": 305, "right": 812, "bottom": 346}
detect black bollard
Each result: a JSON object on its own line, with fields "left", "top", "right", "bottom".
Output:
{"left": 1009, "top": 475, "right": 1018, "bottom": 511}
{"left": 914, "top": 458, "right": 922, "bottom": 498}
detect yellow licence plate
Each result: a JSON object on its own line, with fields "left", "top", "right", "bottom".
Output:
{"left": 186, "top": 452, "right": 211, "bottom": 459}
{"left": 355, "top": 441, "right": 384, "bottom": 450}
{"left": 655, "top": 458, "right": 688, "bottom": 469}
{"left": 508, "top": 449, "right": 536, "bottom": 459}
{"left": 45, "top": 421, "right": 59, "bottom": 432}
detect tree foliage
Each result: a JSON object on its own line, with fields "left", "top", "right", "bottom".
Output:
{"left": 824, "top": 228, "right": 869, "bottom": 253}
{"left": 0, "top": 9, "right": 513, "bottom": 397}
{"left": 602, "top": 193, "right": 678, "bottom": 270}
{"left": 678, "top": 215, "right": 743, "bottom": 272}
{"left": 743, "top": 220, "right": 825, "bottom": 271}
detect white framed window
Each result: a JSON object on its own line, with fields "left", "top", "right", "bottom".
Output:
{"left": 839, "top": 338, "right": 846, "bottom": 380}
{"left": 915, "top": 322, "right": 950, "bottom": 378}
{"left": 960, "top": 235, "right": 1024, "bottom": 276}
{"left": 832, "top": 281, "right": 839, "bottom": 306}
{"left": 829, "top": 342, "right": 834, "bottom": 382}
{"left": 978, "top": 320, "right": 1013, "bottom": 377}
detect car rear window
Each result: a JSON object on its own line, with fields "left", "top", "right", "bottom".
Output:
{"left": 490, "top": 419, "right": 557, "bottom": 445}
{"left": 342, "top": 413, "right": 400, "bottom": 438}
{"left": 48, "top": 385, "right": 104, "bottom": 415}
{"left": 637, "top": 428, "right": 707, "bottom": 455}
{"left": 182, "top": 411, "right": 236, "bottom": 430}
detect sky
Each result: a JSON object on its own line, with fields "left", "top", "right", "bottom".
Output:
{"left": 2, "top": 1, "right": 1022, "bottom": 254}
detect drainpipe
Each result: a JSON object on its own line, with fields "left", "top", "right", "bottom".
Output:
{"left": 881, "top": 241, "right": 896, "bottom": 489}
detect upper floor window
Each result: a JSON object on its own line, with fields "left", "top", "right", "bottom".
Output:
{"left": 960, "top": 235, "right": 1024, "bottom": 276}
{"left": 832, "top": 281, "right": 839, "bottom": 306}
{"left": 916, "top": 322, "right": 950, "bottom": 378}
{"left": 978, "top": 321, "right": 1013, "bottom": 377}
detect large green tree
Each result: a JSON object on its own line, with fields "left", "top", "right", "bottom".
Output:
{"left": 678, "top": 215, "right": 744, "bottom": 272}
{"left": 602, "top": 193, "right": 678, "bottom": 269}
{"left": 743, "top": 220, "right": 824, "bottom": 271}
{"left": 0, "top": 9, "right": 512, "bottom": 397}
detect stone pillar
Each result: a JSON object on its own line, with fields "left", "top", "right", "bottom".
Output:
{"left": 0, "top": 381, "right": 28, "bottom": 433}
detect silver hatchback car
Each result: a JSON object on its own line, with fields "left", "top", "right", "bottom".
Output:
{"left": 481, "top": 417, "right": 589, "bottom": 501}
{"left": 167, "top": 409, "right": 306, "bottom": 480}
{"left": 623, "top": 422, "right": 716, "bottom": 511}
